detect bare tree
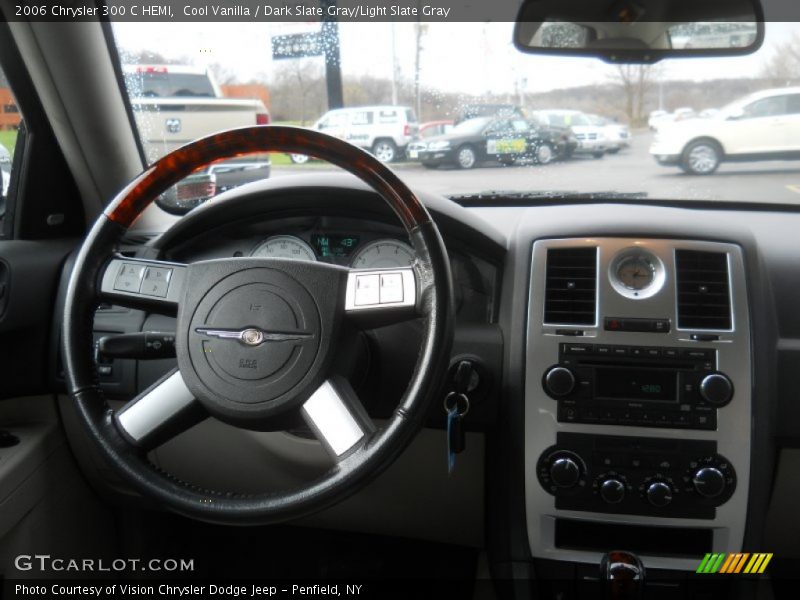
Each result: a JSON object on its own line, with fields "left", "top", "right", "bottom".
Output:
{"left": 268, "top": 60, "right": 326, "bottom": 124}
{"left": 760, "top": 32, "right": 800, "bottom": 86}
{"left": 612, "top": 64, "right": 661, "bottom": 126}
{"left": 209, "top": 63, "right": 238, "bottom": 85}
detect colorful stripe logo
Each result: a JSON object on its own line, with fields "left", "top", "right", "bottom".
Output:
{"left": 696, "top": 553, "right": 773, "bottom": 574}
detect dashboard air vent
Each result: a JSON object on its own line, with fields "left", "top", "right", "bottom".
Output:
{"left": 544, "top": 247, "right": 598, "bottom": 325}
{"left": 675, "top": 249, "right": 732, "bottom": 330}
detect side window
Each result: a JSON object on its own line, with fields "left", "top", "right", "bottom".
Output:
{"left": 743, "top": 96, "right": 787, "bottom": 118}
{"left": 0, "top": 66, "right": 21, "bottom": 216}
{"left": 318, "top": 112, "right": 346, "bottom": 129}
{"left": 787, "top": 95, "right": 800, "bottom": 114}
{"left": 351, "top": 111, "right": 373, "bottom": 126}
{"left": 484, "top": 120, "right": 506, "bottom": 135}
{"left": 511, "top": 119, "right": 530, "bottom": 133}
{"left": 377, "top": 110, "right": 398, "bottom": 123}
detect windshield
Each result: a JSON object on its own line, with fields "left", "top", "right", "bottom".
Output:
{"left": 111, "top": 22, "right": 800, "bottom": 203}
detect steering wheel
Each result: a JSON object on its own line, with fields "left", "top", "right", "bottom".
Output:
{"left": 62, "top": 126, "right": 454, "bottom": 524}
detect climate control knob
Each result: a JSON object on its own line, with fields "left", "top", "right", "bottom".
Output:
{"left": 646, "top": 481, "right": 673, "bottom": 507}
{"left": 543, "top": 366, "right": 576, "bottom": 398}
{"left": 550, "top": 457, "right": 581, "bottom": 488}
{"left": 692, "top": 467, "right": 726, "bottom": 499}
{"left": 599, "top": 478, "right": 626, "bottom": 504}
{"left": 699, "top": 372, "right": 733, "bottom": 406}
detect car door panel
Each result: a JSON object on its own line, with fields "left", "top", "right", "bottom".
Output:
{"left": 0, "top": 239, "right": 74, "bottom": 399}
{"left": 722, "top": 95, "right": 788, "bottom": 154}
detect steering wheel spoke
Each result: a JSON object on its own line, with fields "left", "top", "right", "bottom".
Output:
{"left": 98, "top": 257, "right": 187, "bottom": 315}
{"left": 344, "top": 267, "right": 419, "bottom": 328}
{"left": 301, "top": 377, "right": 375, "bottom": 462}
{"left": 114, "top": 368, "right": 206, "bottom": 452}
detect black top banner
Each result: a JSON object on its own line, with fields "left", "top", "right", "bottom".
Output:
{"left": 3, "top": 0, "right": 523, "bottom": 22}
{"left": 4, "top": 0, "right": 800, "bottom": 23}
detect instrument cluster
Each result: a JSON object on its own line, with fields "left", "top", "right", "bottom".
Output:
{"left": 250, "top": 233, "right": 415, "bottom": 270}
{"left": 166, "top": 216, "right": 498, "bottom": 324}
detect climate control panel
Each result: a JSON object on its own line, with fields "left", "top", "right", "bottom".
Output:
{"left": 536, "top": 432, "right": 736, "bottom": 519}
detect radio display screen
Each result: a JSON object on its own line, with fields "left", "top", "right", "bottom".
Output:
{"left": 595, "top": 368, "right": 677, "bottom": 402}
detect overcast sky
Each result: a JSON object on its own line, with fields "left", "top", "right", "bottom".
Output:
{"left": 112, "top": 22, "right": 798, "bottom": 96}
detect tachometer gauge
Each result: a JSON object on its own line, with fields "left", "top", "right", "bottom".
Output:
{"left": 608, "top": 248, "right": 665, "bottom": 299}
{"left": 351, "top": 239, "right": 415, "bottom": 269}
{"left": 250, "top": 235, "right": 316, "bottom": 261}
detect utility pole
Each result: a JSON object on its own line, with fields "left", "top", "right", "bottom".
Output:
{"left": 320, "top": 0, "right": 343, "bottom": 109}
{"left": 414, "top": 22, "right": 426, "bottom": 119}
{"left": 390, "top": 23, "right": 398, "bottom": 105}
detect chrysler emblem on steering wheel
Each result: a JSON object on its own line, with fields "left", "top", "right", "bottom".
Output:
{"left": 195, "top": 327, "right": 313, "bottom": 346}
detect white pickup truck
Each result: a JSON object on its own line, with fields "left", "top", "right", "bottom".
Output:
{"left": 124, "top": 65, "right": 271, "bottom": 198}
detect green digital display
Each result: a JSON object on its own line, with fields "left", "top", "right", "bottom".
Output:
{"left": 312, "top": 234, "right": 360, "bottom": 258}
{"left": 596, "top": 369, "right": 677, "bottom": 402}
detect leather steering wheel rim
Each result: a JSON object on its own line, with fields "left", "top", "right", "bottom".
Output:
{"left": 62, "top": 126, "right": 453, "bottom": 524}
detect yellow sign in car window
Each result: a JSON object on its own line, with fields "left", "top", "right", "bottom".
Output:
{"left": 487, "top": 138, "right": 527, "bottom": 154}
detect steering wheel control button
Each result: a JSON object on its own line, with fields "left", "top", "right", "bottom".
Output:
{"left": 113, "top": 262, "right": 145, "bottom": 292}
{"left": 140, "top": 266, "right": 173, "bottom": 297}
{"left": 379, "top": 273, "right": 404, "bottom": 303}
{"left": 354, "top": 274, "right": 380, "bottom": 306}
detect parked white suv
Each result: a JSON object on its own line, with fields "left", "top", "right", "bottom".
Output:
{"left": 530, "top": 110, "right": 607, "bottom": 158}
{"left": 587, "top": 114, "right": 631, "bottom": 153}
{"left": 650, "top": 87, "right": 800, "bottom": 175}
{"left": 293, "top": 105, "right": 418, "bottom": 163}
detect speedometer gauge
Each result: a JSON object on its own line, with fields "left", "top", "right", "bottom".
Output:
{"left": 250, "top": 235, "right": 316, "bottom": 262}
{"left": 351, "top": 239, "right": 415, "bottom": 269}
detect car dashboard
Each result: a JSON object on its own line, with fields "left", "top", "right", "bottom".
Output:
{"left": 55, "top": 174, "right": 799, "bottom": 587}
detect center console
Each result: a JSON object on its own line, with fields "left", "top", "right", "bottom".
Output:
{"left": 525, "top": 238, "right": 751, "bottom": 571}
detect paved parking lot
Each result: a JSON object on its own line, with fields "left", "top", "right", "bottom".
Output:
{"left": 272, "top": 131, "right": 800, "bottom": 204}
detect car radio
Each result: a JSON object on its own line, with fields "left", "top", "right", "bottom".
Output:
{"left": 542, "top": 343, "right": 733, "bottom": 431}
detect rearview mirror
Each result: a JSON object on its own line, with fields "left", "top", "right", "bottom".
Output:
{"left": 513, "top": 0, "right": 764, "bottom": 63}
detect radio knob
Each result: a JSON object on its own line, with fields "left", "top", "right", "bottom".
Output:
{"left": 599, "top": 478, "right": 626, "bottom": 504}
{"left": 550, "top": 456, "right": 582, "bottom": 488}
{"left": 699, "top": 373, "right": 733, "bottom": 406}
{"left": 692, "top": 467, "right": 726, "bottom": 499}
{"left": 646, "top": 481, "right": 673, "bottom": 507}
{"left": 543, "top": 366, "right": 576, "bottom": 397}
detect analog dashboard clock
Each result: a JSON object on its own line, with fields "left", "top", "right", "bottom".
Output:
{"left": 608, "top": 248, "right": 665, "bottom": 299}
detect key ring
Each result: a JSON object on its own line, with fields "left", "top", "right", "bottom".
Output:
{"left": 443, "top": 391, "right": 470, "bottom": 417}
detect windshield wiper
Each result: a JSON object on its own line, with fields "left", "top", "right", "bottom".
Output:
{"left": 450, "top": 190, "right": 648, "bottom": 206}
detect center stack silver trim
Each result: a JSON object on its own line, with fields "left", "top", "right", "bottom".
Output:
{"left": 525, "top": 238, "right": 751, "bottom": 571}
